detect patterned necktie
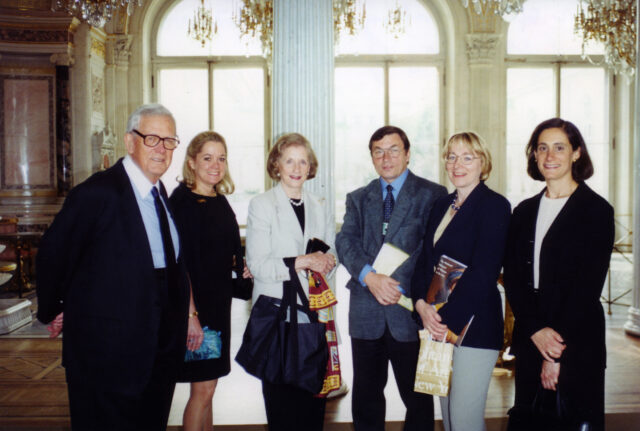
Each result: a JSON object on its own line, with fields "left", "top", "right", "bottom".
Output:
{"left": 382, "top": 184, "right": 394, "bottom": 237}
{"left": 151, "top": 186, "right": 176, "bottom": 271}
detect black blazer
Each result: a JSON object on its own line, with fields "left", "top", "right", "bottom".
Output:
{"left": 503, "top": 182, "right": 614, "bottom": 369}
{"left": 36, "top": 159, "right": 190, "bottom": 395}
{"left": 411, "top": 182, "right": 511, "bottom": 350}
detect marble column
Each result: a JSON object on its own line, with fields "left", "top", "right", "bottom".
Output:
{"left": 50, "top": 52, "right": 75, "bottom": 195}
{"left": 624, "top": 6, "right": 640, "bottom": 337}
{"left": 464, "top": 32, "right": 506, "bottom": 193}
{"left": 272, "top": 0, "right": 335, "bottom": 220}
{"left": 105, "top": 35, "right": 133, "bottom": 159}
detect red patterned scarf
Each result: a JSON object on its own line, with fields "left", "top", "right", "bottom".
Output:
{"left": 308, "top": 271, "right": 341, "bottom": 397}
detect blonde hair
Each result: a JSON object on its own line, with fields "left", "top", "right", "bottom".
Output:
{"left": 442, "top": 132, "right": 492, "bottom": 181}
{"left": 266, "top": 133, "right": 318, "bottom": 180}
{"left": 181, "top": 131, "right": 235, "bottom": 195}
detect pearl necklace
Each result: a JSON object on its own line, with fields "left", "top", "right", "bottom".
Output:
{"left": 289, "top": 194, "right": 304, "bottom": 207}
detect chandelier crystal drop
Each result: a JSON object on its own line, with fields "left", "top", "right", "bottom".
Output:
{"left": 575, "top": 0, "right": 637, "bottom": 77}
{"left": 383, "top": 0, "right": 410, "bottom": 39}
{"left": 51, "top": 0, "right": 143, "bottom": 28}
{"left": 460, "top": 0, "right": 524, "bottom": 17}
{"left": 188, "top": 0, "right": 218, "bottom": 48}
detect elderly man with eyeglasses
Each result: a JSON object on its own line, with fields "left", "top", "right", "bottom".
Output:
{"left": 37, "top": 104, "right": 196, "bottom": 430}
{"left": 336, "top": 125, "right": 447, "bottom": 431}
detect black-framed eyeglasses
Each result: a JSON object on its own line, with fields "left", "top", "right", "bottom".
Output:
{"left": 132, "top": 129, "right": 180, "bottom": 150}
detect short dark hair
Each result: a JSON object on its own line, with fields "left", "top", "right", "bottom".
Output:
{"left": 525, "top": 118, "right": 594, "bottom": 182}
{"left": 368, "top": 126, "right": 410, "bottom": 152}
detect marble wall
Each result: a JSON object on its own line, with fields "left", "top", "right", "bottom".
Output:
{"left": 0, "top": 73, "right": 56, "bottom": 195}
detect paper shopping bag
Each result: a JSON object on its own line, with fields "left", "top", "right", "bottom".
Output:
{"left": 414, "top": 329, "right": 453, "bottom": 397}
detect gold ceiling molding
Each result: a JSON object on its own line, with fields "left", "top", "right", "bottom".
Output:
{"left": 91, "top": 39, "right": 106, "bottom": 59}
{"left": 0, "top": 0, "right": 52, "bottom": 11}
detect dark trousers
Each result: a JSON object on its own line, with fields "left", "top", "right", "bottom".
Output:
{"left": 262, "top": 380, "right": 327, "bottom": 431}
{"left": 67, "top": 368, "right": 176, "bottom": 431}
{"left": 351, "top": 326, "right": 434, "bottom": 431}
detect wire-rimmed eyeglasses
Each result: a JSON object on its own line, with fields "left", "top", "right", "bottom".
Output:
{"left": 445, "top": 154, "right": 479, "bottom": 166}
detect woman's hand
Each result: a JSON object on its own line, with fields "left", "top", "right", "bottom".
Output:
{"left": 531, "top": 327, "right": 565, "bottom": 362}
{"left": 186, "top": 314, "right": 204, "bottom": 352}
{"left": 415, "top": 299, "right": 448, "bottom": 341}
{"left": 540, "top": 360, "right": 561, "bottom": 391}
{"left": 242, "top": 262, "right": 253, "bottom": 279}
{"left": 295, "top": 251, "right": 336, "bottom": 275}
{"left": 47, "top": 312, "right": 64, "bottom": 338}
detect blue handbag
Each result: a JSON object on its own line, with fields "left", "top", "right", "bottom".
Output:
{"left": 185, "top": 326, "right": 222, "bottom": 362}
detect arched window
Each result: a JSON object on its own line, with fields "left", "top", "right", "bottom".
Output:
{"left": 334, "top": 0, "right": 442, "bottom": 222}
{"left": 506, "top": 0, "right": 609, "bottom": 206}
{"left": 154, "top": 0, "right": 267, "bottom": 225}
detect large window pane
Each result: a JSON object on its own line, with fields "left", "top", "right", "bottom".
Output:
{"left": 506, "top": 68, "right": 556, "bottom": 206}
{"left": 157, "top": 0, "right": 261, "bottom": 57}
{"left": 158, "top": 68, "right": 209, "bottom": 194}
{"left": 336, "top": 0, "right": 438, "bottom": 55}
{"left": 334, "top": 67, "right": 384, "bottom": 222}
{"left": 507, "top": 0, "right": 603, "bottom": 56}
{"left": 213, "top": 68, "right": 265, "bottom": 224}
{"left": 389, "top": 66, "right": 439, "bottom": 184}
{"left": 561, "top": 67, "right": 608, "bottom": 198}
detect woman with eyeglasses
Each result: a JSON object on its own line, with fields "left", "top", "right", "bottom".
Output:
{"left": 411, "top": 132, "right": 511, "bottom": 431}
{"left": 504, "top": 119, "right": 613, "bottom": 431}
{"left": 169, "top": 131, "right": 251, "bottom": 431}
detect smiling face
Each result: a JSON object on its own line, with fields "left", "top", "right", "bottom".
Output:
{"left": 277, "top": 144, "right": 310, "bottom": 194}
{"left": 445, "top": 141, "right": 482, "bottom": 195}
{"left": 535, "top": 127, "right": 580, "bottom": 183}
{"left": 124, "top": 114, "right": 176, "bottom": 184}
{"left": 371, "top": 133, "right": 410, "bottom": 184}
{"left": 188, "top": 140, "right": 227, "bottom": 193}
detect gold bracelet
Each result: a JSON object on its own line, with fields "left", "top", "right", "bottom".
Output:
{"left": 189, "top": 311, "right": 199, "bottom": 318}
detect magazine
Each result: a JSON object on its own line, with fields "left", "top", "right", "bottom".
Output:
{"left": 426, "top": 254, "right": 473, "bottom": 346}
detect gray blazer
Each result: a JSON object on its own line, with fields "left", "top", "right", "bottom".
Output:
{"left": 246, "top": 182, "right": 338, "bottom": 305}
{"left": 336, "top": 170, "right": 446, "bottom": 342}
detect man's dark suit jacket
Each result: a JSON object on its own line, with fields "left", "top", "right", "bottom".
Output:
{"left": 410, "top": 182, "right": 511, "bottom": 350}
{"left": 336, "top": 170, "right": 446, "bottom": 342}
{"left": 36, "top": 159, "right": 190, "bottom": 395}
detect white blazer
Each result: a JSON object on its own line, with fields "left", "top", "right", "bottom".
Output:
{"left": 246, "top": 182, "right": 337, "bottom": 305}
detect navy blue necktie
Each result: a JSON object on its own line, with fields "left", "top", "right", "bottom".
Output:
{"left": 382, "top": 184, "right": 394, "bottom": 237}
{"left": 151, "top": 186, "right": 176, "bottom": 271}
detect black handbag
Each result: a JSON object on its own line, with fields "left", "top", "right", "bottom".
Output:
{"left": 235, "top": 263, "right": 328, "bottom": 394}
{"left": 531, "top": 384, "right": 592, "bottom": 431}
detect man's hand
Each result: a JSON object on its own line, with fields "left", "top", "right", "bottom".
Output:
{"left": 541, "top": 360, "right": 561, "bottom": 391}
{"left": 531, "top": 327, "right": 565, "bottom": 362}
{"left": 47, "top": 312, "right": 64, "bottom": 338}
{"left": 364, "top": 272, "right": 401, "bottom": 305}
{"left": 415, "top": 299, "right": 448, "bottom": 340}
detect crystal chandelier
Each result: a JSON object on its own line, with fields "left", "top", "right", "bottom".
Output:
{"left": 334, "top": 0, "right": 366, "bottom": 42}
{"left": 575, "top": 0, "right": 636, "bottom": 77}
{"left": 384, "top": 0, "right": 410, "bottom": 39}
{"left": 233, "top": 0, "right": 274, "bottom": 60}
{"left": 233, "top": 0, "right": 367, "bottom": 61}
{"left": 51, "top": 0, "right": 143, "bottom": 28}
{"left": 188, "top": 0, "right": 218, "bottom": 48}
{"left": 460, "top": 0, "right": 524, "bottom": 17}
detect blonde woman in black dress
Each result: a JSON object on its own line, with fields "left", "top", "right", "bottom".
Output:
{"left": 170, "top": 131, "right": 250, "bottom": 431}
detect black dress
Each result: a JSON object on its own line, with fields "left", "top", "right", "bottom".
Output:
{"left": 170, "top": 182, "right": 242, "bottom": 382}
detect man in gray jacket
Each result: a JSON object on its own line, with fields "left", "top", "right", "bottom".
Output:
{"left": 336, "top": 126, "right": 446, "bottom": 431}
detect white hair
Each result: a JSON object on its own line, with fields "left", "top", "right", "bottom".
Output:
{"left": 126, "top": 103, "right": 175, "bottom": 132}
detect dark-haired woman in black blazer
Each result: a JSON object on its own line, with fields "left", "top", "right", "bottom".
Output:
{"left": 411, "top": 132, "right": 510, "bottom": 431}
{"left": 504, "top": 118, "right": 614, "bottom": 431}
